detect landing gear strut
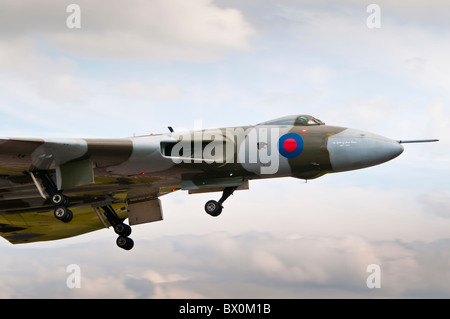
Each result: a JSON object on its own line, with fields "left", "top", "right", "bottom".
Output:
{"left": 102, "top": 205, "right": 134, "bottom": 250}
{"left": 204, "top": 186, "right": 237, "bottom": 217}
{"left": 31, "top": 170, "right": 73, "bottom": 223}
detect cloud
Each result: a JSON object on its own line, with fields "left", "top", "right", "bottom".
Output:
{"left": 3, "top": 232, "right": 450, "bottom": 298}
{"left": 427, "top": 98, "right": 450, "bottom": 146}
{"left": 117, "top": 81, "right": 183, "bottom": 100}
{"left": 0, "top": 0, "right": 255, "bottom": 137}
{"left": 0, "top": 37, "right": 89, "bottom": 108}
{"left": 420, "top": 191, "right": 450, "bottom": 219}
{"left": 0, "top": 0, "right": 254, "bottom": 62}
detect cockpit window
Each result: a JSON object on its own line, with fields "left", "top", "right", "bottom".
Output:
{"left": 298, "top": 116, "right": 308, "bottom": 124}
{"left": 296, "top": 115, "right": 324, "bottom": 126}
{"left": 259, "top": 114, "right": 324, "bottom": 126}
{"left": 258, "top": 116, "right": 296, "bottom": 126}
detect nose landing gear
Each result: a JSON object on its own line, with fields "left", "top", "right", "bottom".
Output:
{"left": 204, "top": 186, "right": 237, "bottom": 217}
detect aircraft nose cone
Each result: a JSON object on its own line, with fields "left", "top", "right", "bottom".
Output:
{"left": 379, "top": 139, "right": 404, "bottom": 162}
{"left": 327, "top": 129, "right": 404, "bottom": 172}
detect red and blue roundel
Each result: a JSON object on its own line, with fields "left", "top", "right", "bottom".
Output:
{"left": 278, "top": 133, "right": 303, "bottom": 158}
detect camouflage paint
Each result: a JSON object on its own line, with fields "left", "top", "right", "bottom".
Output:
{"left": 0, "top": 115, "right": 405, "bottom": 244}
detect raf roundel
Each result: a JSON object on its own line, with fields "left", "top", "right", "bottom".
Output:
{"left": 278, "top": 133, "right": 304, "bottom": 158}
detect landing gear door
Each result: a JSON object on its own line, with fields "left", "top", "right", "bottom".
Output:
{"left": 55, "top": 159, "right": 94, "bottom": 190}
{"left": 127, "top": 198, "right": 163, "bottom": 226}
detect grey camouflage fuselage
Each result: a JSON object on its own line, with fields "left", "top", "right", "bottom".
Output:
{"left": 0, "top": 114, "right": 409, "bottom": 246}
{"left": 0, "top": 115, "right": 404, "bottom": 182}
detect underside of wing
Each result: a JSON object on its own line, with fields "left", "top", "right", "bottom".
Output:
{"left": 0, "top": 202, "right": 127, "bottom": 244}
{"left": 0, "top": 173, "right": 180, "bottom": 245}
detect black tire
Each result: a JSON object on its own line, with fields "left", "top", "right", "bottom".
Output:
{"left": 54, "top": 206, "right": 73, "bottom": 223}
{"left": 114, "top": 223, "right": 132, "bottom": 237}
{"left": 64, "top": 209, "right": 73, "bottom": 223}
{"left": 52, "top": 193, "right": 70, "bottom": 206}
{"left": 204, "top": 200, "right": 222, "bottom": 217}
{"left": 116, "top": 236, "right": 134, "bottom": 250}
{"left": 52, "top": 193, "right": 63, "bottom": 205}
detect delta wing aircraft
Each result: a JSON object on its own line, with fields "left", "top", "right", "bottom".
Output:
{"left": 0, "top": 115, "right": 438, "bottom": 250}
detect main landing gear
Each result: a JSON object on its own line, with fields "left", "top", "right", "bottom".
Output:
{"left": 204, "top": 186, "right": 237, "bottom": 217}
{"left": 31, "top": 170, "right": 73, "bottom": 223}
{"left": 30, "top": 170, "right": 134, "bottom": 250}
{"left": 102, "top": 206, "right": 134, "bottom": 251}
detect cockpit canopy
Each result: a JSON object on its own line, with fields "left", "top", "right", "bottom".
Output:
{"left": 259, "top": 115, "right": 325, "bottom": 126}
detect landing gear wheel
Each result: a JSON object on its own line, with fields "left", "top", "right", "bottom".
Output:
{"left": 51, "top": 192, "right": 69, "bottom": 206}
{"left": 31, "top": 171, "right": 73, "bottom": 222}
{"left": 204, "top": 187, "right": 238, "bottom": 217}
{"left": 101, "top": 205, "right": 135, "bottom": 250}
{"left": 54, "top": 206, "right": 73, "bottom": 223}
{"left": 116, "top": 236, "right": 134, "bottom": 250}
{"left": 205, "top": 200, "right": 223, "bottom": 217}
{"left": 114, "top": 223, "right": 132, "bottom": 237}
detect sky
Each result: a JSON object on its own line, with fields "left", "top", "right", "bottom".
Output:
{"left": 0, "top": 0, "right": 449, "bottom": 298}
